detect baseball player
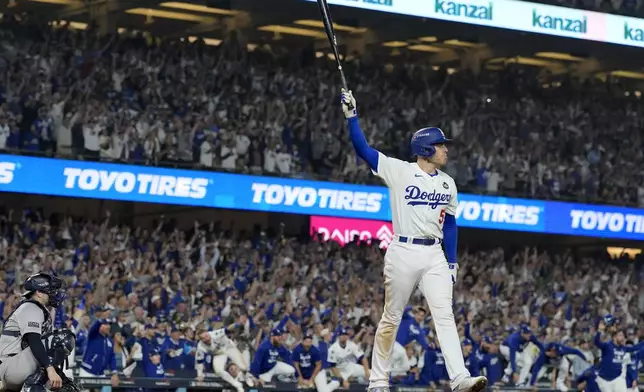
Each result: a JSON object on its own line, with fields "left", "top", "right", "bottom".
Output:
{"left": 327, "top": 328, "right": 370, "bottom": 387}
{"left": 250, "top": 328, "right": 295, "bottom": 383}
{"left": 22, "top": 329, "right": 80, "bottom": 392}
{"left": 499, "top": 325, "right": 543, "bottom": 384}
{"left": 624, "top": 341, "right": 642, "bottom": 392}
{"left": 195, "top": 319, "right": 248, "bottom": 392}
{"left": 341, "top": 89, "right": 486, "bottom": 392}
{"left": 314, "top": 329, "right": 341, "bottom": 392}
{"left": 594, "top": 318, "right": 644, "bottom": 392}
{"left": 0, "top": 273, "right": 68, "bottom": 392}
{"left": 291, "top": 334, "right": 322, "bottom": 388}
{"left": 528, "top": 342, "right": 587, "bottom": 391}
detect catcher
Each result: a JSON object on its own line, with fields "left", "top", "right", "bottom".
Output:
{"left": 0, "top": 273, "right": 80, "bottom": 392}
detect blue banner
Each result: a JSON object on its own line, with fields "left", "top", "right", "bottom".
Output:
{"left": 0, "top": 155, "right": 641, "bottom": 240}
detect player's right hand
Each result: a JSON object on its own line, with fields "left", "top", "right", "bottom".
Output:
{"left": 448, "top": 262, "right": 458, "bottom": 284}
{"left": 340, "top": 89, "right": 357, "bottom": 119}
{"left": 46, "top": 366, "right": 63, "bottom": 389}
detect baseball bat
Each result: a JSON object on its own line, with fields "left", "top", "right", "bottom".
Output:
{"left": 316, "top": 0, "right": 349, "bottom": 91}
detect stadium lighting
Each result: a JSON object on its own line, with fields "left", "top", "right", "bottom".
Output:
{"left": 159, "top": 2, "right": 239, "bottom": 16}
{"left": 382, "top": 41, "right": 408, "bottom": 48}
{"left": 186, "top": 36, "right": 222, "bottom": 46}
{"left": 407, "top": 44, "right": 446, "bottom": 53}
{"left": 294, "top": 19, "right": 367, "bottom": 34}
{"left": 609, "top": 70, "right": 644, "bottom": 80}
{"left": 443, "top": 39, "right": 484, "bottom": 48}
{"left": 535, "top": 52, "right": 585, "bottom": 62}
{"left": 258, "top": 25, "right": 327, "bottom": 39}
{"left": 125, "top": 8, "right": 214, "bottom": 23}
{"left": 29, "top": 0, "right": 80, "bottom": 4}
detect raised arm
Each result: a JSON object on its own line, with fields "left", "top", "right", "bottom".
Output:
{"left": 341, "top": 89, "right": 379, "bottom": 172}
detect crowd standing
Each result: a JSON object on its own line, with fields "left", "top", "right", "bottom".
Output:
{"left": 1, "top": 18, "right": 644, "bottom": 207}
{"left": 0, "top": 13, "right": 643, "bottom": 392}
{"left": 0, "top": 207, "right": 641, "bottom": 391}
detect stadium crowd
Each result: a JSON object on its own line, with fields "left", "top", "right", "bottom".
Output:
{"left": 0, "top": 206, "right": 642, "bottom": 390}
{"left": 1, "top": 17, "right": 644, "bottom": 208}
{"left": 0, "top": 14, "right": 643, "bottom": 392}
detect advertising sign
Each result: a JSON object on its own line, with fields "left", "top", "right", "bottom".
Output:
{"left": 0, "top": 155, "right": 641, "bottom": 240}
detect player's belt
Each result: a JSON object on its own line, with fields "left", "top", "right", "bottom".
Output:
{"left": 397, "top": 236, "right": 442, "bottom": 246}
{"left": 1, "top": 330, "right": 20, "bottom": 337}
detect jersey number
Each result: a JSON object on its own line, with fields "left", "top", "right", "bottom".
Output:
{"left": 438, "top": 209, "right": 446, "bottom": 225}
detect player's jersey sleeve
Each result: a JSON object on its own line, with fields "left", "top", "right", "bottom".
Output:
{"left": 19, "top": 303, "right": 46, "bottom": 335}
{"left": 446, "top": 177, "right": 458, "bottom": 216}
{"left": 350, "top": 341, "right": 365, "bottom": 360}
{"left": 372, "top": 152, "right": 409, "bottom": 187}
{"left": 327, "top": 344, "right": 339, "bottom": 366}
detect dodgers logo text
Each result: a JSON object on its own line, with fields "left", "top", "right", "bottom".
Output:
{"left": 404, "top": 185, "right": 451, "bottom": 209}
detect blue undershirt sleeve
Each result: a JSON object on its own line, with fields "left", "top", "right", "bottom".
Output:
{"left": 347, "top": 117, "right": 379, "bottom": 172}
{"left": 443, "top": 214, "right": 457, "bottom": 263}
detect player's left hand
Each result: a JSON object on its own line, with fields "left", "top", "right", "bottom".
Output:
{"left": 448, "top": 262, "right": 458, "bottom": 284}
{"left": 340, "top": 89, "right": 357, "bottom": 119}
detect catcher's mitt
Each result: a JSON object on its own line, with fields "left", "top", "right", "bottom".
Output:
{"left": 57, "top": 369, "right": 81, "bottom": 392}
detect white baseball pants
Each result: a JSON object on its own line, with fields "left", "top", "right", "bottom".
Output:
{"left": 213, "top": 346, "right": 248, "bottom": 391}
{"left": 339, "top": 363, "right": 367, "bottom": 381}
{"left": 314, "top": 370, "right": 340, "bottom": 392}
{"left": 369, "top": 241, "right": 469, "bottom": 390}
{"left": 259, "top": 361, "right": 296, "bottom": 382}
{"left": 596, "top": 376, "right": 627, "bottom": 392}
{"left": 499, "top": 344, "right": 533, "bottom": 378}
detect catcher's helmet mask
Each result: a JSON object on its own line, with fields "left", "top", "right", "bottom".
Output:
{"left": 22, "top": 273, "right": 66, "bottom": 308}
{"left": 410, "top": 127, "right": 452, "bottom": 158}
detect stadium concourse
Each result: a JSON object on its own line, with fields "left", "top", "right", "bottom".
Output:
{"left": 1, "top": 17, "right": 644, "bottom": 208}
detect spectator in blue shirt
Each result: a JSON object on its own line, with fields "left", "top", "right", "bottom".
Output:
{"left": 250, "top": 328, "right": 295, "bottom": 384}
{"left": 78, "top": 316, "right": 119, "bottom": 387}
{"left": 478, "top": 340, "right": 504, "bottom": 386}
{"left": 594, "top": 320, "right": 644, "bottom": 392}
{"left": 291, "top": 334, "right": 321, "bottom": 388}
{"left": 140, "top": 339, "right": 166, "bottom": 378}
{"left": 463, "top": 339, "right": 480, "bottom": 377}
{"left": 161, "top": 328, "right": 185, "bottom": 372}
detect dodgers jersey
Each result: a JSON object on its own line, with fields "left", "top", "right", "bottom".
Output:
{"left": 373, "top": 152, "right": 457, "bottom": 238}
{"left": 196, "top": 328, "right": 234, "bottom": 357}
{"left": 327, "top": 340, "right": 365, "bottom": 370}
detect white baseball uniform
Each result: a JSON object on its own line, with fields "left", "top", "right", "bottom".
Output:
{"left": 368, "top": 152, "right": 470, "bottom": 390}
{"left": 328, "top": 340, "right": 367, "bottom": 381}
{"left": 196, "top": 329, "right": 246, "bottom": 392}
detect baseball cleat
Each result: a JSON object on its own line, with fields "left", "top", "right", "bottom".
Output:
{"left": 454, "top": 376, "right": 488, "bottom": 392}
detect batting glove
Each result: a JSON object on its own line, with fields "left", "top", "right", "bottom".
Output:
{"left": 448, "top": 262, "right": 458, "bottom": 284}
{"left": 341, "top": 88, "right": 357, "bottom": 119}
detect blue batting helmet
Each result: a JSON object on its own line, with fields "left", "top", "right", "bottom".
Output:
{"left": 410, "top": 127, "right": 452, "bottom": 157}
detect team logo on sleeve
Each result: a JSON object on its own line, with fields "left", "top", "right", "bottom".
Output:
{"left": 404, "top": 185, "right": 451, "bottom": 209}
{"left": 28, "top": 322, "right": 40, "bottom": 328}
{"left": 443, "top": 182, "right": 449, "bottom": 189}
